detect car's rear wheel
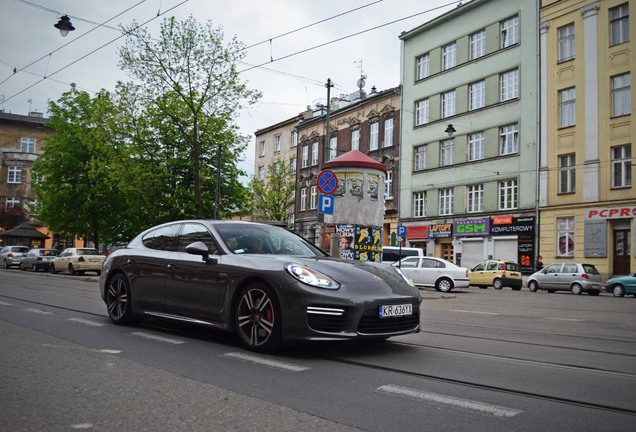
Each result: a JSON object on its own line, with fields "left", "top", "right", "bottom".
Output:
{"left": 528, "top": 281, "right": 539, "bottom": 292}
{"left": 32, "top": 264, "right": 38, "bottom": 272}
{"left": 612, "top": 284, "right": 625, "bottom": 298}
{"left": 571, "top": 283, "right": 583, "bottom": 295}
{"left": 235, "top": 283, "right": 282, "bottom": 353}
{"left": 3, "top": 260, "right": 9, "bottom": 269}
{"left": 106, "top": 273, "right": 136, "bottom": 325}
{"left": 49, "top": 264, "right": 57, "bottom": 274}
{"left": 493, "top": 278, "right": 503, "bottom": 290}
{"left": 436, "top": 278, "right": 453, "bottom": 293}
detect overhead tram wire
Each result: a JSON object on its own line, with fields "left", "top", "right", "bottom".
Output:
{"left": 2, "top": 0, "right": 191, "bottom": 104}
{"left": 0, "top": 0, "right": 149, "bottom": 88}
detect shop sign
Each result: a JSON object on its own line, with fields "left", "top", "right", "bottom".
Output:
{"left": 491, "top": 216, "right": 535, "bottom": 236}
{"left": 586, "top": 206, "right": 636, "bottom": 220}
{"left": 453, "top": 218, "right": 490, "bottom": 237}
{"left": 429, "top": 223, "right": 452, "bottom": 238}
{"left": 406, "top": 225, "right": 428, "bottom": 238}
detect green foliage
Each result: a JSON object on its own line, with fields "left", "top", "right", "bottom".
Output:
{"left": 250, "top": 160, "right": 296, "bottom": 222}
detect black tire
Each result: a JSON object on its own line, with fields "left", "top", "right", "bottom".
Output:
{"left": 3, "top": 260, "right": 9, "bottom": 269}
{"left": 235, "top": 283, "right": 282, "bottom": 353}
{"left": 96, "top": 270, "right": 102, "bottom": 276}
{"left": 547, "top": 289, "right": 555, "bottom": 293}
{"left": 32, "top": 264, "right": 38, "bottom": 272}
{"left": 478, "top": 286, "right": 487, "bottom": 289}
{"left": 436, "top": 278, "right": 453, "bottom": 293}
{"left": 528, "top": 281, "right": 539, "bottom": 292}
{"left": 69, "top": 264, "right": 77, "bottom": 275}
{"left": 493, "top": 278, "right": 503, "bottom": 290}
{"left": 49, "top": 264, "right": 57, "bottom": 274}
{"left": 571, "top": 283, "right": 583, "bottom": 295}
{"left": 612, "top": 284, "right": 625, "bottom": 298}
{"left": 105, "top": 273, "right": 136, "bottom": 325}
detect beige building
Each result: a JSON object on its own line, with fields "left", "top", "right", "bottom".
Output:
{"left": 540, "top": 0, "right": 634, "bottom": 277}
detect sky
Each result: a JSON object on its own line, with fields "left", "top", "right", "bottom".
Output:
{"left": 0, "top": 0, "right": 460, "bottom": 176}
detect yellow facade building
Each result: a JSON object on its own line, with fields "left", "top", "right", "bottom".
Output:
{"left": 540, "top": 0, "right": 634, "bottom": 277}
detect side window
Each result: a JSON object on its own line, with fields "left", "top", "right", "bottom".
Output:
{"left": 486, "top": 262, "right": 498, "bottom": 271}
{"left": 497, "top": 263, "right": 504, "bottom": 270}
{"left": 473, "top": 263, "right": 485, "bottom": 271}
{"left": 178, "top": 223, "right": 218, "bottom": 254}
{"left": 142, "top": 224, "right": 181, "bottom": 251}
{"left": 562, "top": 263, "right": 578, "bottom": 273}
{"left": 400, "top": 258, "right": 419, "bottom": 268}
{"left": 546, "top": 264, "right": 561, "bottom": 274}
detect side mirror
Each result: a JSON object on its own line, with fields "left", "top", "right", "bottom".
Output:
{"left": 185, "top": 241, "right": 218, "bottom": 265}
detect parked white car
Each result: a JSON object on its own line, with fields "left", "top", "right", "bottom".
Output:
{"left": 394, "top": 256, "right": 469, "bottom": 293}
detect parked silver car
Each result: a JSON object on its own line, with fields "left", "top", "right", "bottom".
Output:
{"left": 394, "top": 256, "right": 469, "bottom": 293}
{"left": 527, "top": 263, "right": 601, "bottom": 295}
{"left": 19, "top": 248, "right": 60, "bottom": 272}
{"left": 0, "top": 245, "right": 30, "bottom": 269}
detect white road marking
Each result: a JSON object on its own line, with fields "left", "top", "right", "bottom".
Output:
{"left": 221, "top": 352, "right": 310, "bottom": 372}
{"left": 131, "top": 331, "right": 186, "bottom": 345}
{"left": 67, "top": 318, "right": 106, "bottom": 327}
{"left": 98, "top": 350, "right": 121, "bottom": 354}
{"left": 377, "top": 385, "right": 523, "bottom": 418}
{"left": 23, "top": 308, "right": 52, "bottom": 315}
{"left": 545, "top": 317, "right": 584, "bottom": 322}
{"left": 0, "top": 301, "right": 14, "bottom": 306}
{"left": 70, "top": 423, "right": 94, "bottom": 429}
{"left": 451, "top": 309, "right": 499, "bottom": 315}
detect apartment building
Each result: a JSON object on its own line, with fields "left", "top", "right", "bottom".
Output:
{"left": 540, "top": 0, "right": 634, "bottom": 277}
{"left": 399, "top": 0, "right": 540, "bottom": 271}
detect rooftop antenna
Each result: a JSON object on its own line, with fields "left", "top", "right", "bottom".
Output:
{"left": 28, "top": 98, "right": 32, "bottom": 113}
{"left": 354, "top": 60, "right": 366, "bottom": 92}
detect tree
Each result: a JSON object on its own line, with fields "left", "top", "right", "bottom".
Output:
{"left": 32, "top": 85, "right": 127, "bottom": 250}
{"left": 0, "top": 205, "right": 29, "bottom": 231}
{"left": 250, "top": 160, "right": 296, "bottom": 222}
{"left": 118, "top": 15, "right": 261, "bottom": 219}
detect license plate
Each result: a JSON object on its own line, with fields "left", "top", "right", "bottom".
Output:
{"left": 89, "top": 259, "right": 100, "bottom": 262}
{"left": 379, "top": 304, "right": 412, "bottom": 318}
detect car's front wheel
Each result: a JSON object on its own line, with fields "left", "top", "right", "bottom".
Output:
{"left": 235, "top": 283, "right": 282, "bottom": 353}
{"left": 69, "top": 264, "right": 77, "bottom": 275}
{"left": 49, "top": 264, "right": 57, "bottom": 274}
{"left": 612, "top": 284, "right": 625, "bottom": 298}
{"left": 571, "top": 283, "right": 583, "bottom": 295}
{"left": 32, "top": 264, "right": 38, "bottom": 272}
{"left": 528, "top": 281, "right": 539, "bottom": 292}
{"left": 106, "top": 273, "right": 136, "bottom": 325}
{"left": 436, "top": 278, "right": 453, "bottom": 293}
{"left": 493, "top": 278, "right": 503, "bottom": 290}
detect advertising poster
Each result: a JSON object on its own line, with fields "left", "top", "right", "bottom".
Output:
{"left": 367, "top": 174, "right": 379, "bottom": 200}
{"left": 355, "top": 225, "right": 383, "bottom": 262}
{"left": 334, "top": 173, "right": 346, "bottom": 197}
{"left": 348, "top": 172, "right": 364, "bottom": 198}
{"left": 336, "top": 224, "right": 356, "bottom": 260}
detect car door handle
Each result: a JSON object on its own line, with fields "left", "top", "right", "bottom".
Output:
{"left": 167, "top": 264, "right": 177, "bottom": 272}
{"left": 127, "top": 259, "right": 136, "bottom": 265}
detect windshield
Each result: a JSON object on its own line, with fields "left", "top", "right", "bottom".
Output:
{"left": 78, "top": 249, "right": 100, "bottom": 256}
{"left": 214, "top": 223, "right": 326, "bottom": 257}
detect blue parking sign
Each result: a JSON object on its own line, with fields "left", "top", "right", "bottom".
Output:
{"left": 319, "top": 194, "right": 334, "bottom": 214}
{"left": 397, "top": 225, "right": 406, "bottom": 237}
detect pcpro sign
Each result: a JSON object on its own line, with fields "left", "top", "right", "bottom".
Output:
{"left": 453, "top": 218, "right": 490, "bottom": 237}
{"left": 586, "top": 206, "right": 636, "bottom": 220}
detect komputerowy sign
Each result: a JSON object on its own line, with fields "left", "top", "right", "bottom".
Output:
{"left": 453, "top": 218, "right": 490, "bottom": 237}
{"left": 490, "top": 216, "right": 535, "bottom": 235}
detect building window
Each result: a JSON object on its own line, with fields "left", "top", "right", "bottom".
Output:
{"left": 300, "top": 188, "right": 307, "bottom": 211}
{"left": 470, "top": 30, "right": 486, "bottom": 59}
{"left": 257, "top": 165, "right": 265, "bottom": 181}
{"left": 258, "top": 141, "right": 265, "bottom": 157}
{"left": 415, "top": 99, "right": 429, "bottom": 126}
{"left": 501, "top": 15, "right": 519, "bottom": 48}
{"left": 292, "top": 131, "right": 298, "bottom": 147}
{"left": 442, "top": 42, "right": 456, "bottom": 70}
{"left": 414, "top": 192, "right": 426, "bottom": 217}
{"left": 498, "top": 179, "right": 518, "bottom": 210}
{"left": 274, "top": 136, "right": 281, "bottom": 153}
{"left": 290, "top": 156, "right": 297, "bottom": 172}
{"left": 500, "top": 123, "right": 519, "bottom": 155}
{"left": 6, "top": 197, "right": 20, "bottom": 208}
{"left": 559, "top": 87, "right": 576, "bottom": 127}
{"left": 610, "top": 4, "right": 629, "bottom": 46}
{"left": 468, "top": 132, "right": 485, "bottom": 161}
{"left": 612, "top": 145, "right": 632, "bottom": 188}
{"left": 440, "top": 139, "right": 454, "bottom": 166}
{"left": 310, "top": 186, "right": 317, "bottom": 209}
{"left": 384, "top": 118, "right": 394, "bottom": 147}
{"left": 559, "top": 154, "right": 576, "bottom": 193}
{"left": 416, "top": 53, "right": 430, "bottom": 80}
{"left": 351, "top": 129, "right": 360, "bottom": 151}
{"left": 384, "top": 171, "right": 393, "bottom": 199}
{"left": 612, "top": 73, "right": 631, "bottom": 117}
{"left": 467, "top": 184, "right": 483, "bottom": 213}
{"left": 500, "top": 69, "right": 519, "bottom": 101}
{"left": 328, "top": 136, "right": 337, "bottom": 161}
{"left": 439, "top": 188, "right": 453, "bottom": 216}
{"left": 301, "top": 145, "right": 308, "bottom": 168}
{"left": 369, "top": 122, "right": 379, "bottom": 151}
{"left": 311, "top": 142, "right": 318, "bottom": 166}
{"left": 7, "top": 166, "right": 22, "bottom": 184}
{"left": 21, "top": 137, "right": 36, "bottom": 153}
{"left": 469, "top": 80, "right": 485, "bottom": 110}
{"left": 441, "top": 90, "right": 456, "bottom": 118}
{"left": 558, "top": 23, "right": 575, "bottom": 62}
{"left": 415, "top": 145, "right": 427, "bottom": 171}
{"left": 557, "top": 217, "right": 575, "bottom": 257}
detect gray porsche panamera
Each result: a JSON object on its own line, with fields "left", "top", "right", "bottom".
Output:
{"left": 100, "top": 220, "right": 422, "bottom": 352}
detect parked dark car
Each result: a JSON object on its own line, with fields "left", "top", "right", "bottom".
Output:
{"left": 100, "top": 220, "right": 422, "bottom": 352}
{"left": 0, "top": 245, "right": 30, "bottom": 269}
{"left": 19, "top": 248, "right": 60, "bottom": 272}
{"left": 528, "top": 263, "right": 601, "bottom": 295}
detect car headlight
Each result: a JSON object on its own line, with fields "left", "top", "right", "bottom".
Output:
{"left": 285, "top": 263, "right": 340, "bottom": 289}
{"left": 394, "top": 267, "right": 415, "bottom": 287}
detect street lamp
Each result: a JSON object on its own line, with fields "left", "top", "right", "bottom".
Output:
{"left": 54, "top": 15, "right": 75, "bottom": 37}
{"left": 445, "top": 124, "right": 456, "bottom": 137}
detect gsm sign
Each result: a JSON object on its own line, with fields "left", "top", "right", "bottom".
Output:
{"left": 586, "top": 206, "right": 636, "bottom": 220}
